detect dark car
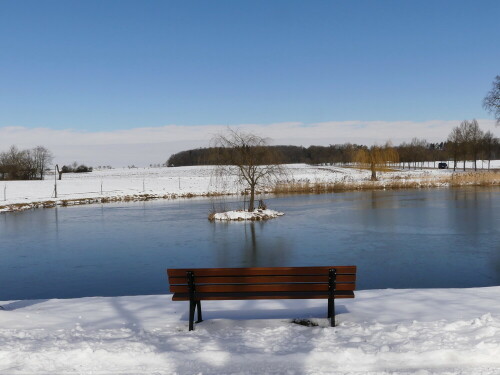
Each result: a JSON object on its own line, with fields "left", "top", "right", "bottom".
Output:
{"left": 438, "top": 162, "right": 448, "bottom": 169}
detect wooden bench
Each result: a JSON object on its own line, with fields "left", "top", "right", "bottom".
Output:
{"left": 167, "top": 266, "right": 356, "bottom": 330}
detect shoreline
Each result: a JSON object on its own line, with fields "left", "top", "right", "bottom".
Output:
{"left": 1, "top": 165, "right": 499, "bottom": 213}
{"left": 0, "top": 191, "right": 234, "bottom": 213}
{"left": 2, "top": 173, "right": 499, "bottom": 214}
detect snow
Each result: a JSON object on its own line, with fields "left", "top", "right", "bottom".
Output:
{"left": 1, "top": 162, "right": 499, "bottom": 212}
{"left": 212, "top": 209, "right": 284, "bottom": 221}
{"left": 1, "top": 287, "right": 500, "bottom": 374}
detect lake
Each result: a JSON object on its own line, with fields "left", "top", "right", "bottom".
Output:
{"left": 1, "top": 187, "right": 499, "bottom": 300}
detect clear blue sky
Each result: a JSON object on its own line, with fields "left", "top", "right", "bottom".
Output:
{"left": 1, "top": 0, "right": 499, "bottom": 131}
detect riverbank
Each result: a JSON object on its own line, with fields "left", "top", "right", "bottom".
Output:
{"left": 273, "top": 169, "right": 500, "bottom": 194}
{"left": 1, "top": 163, "right": 499, "bottom": 213}
{"left": 1, "top": 286, "right": 499, "bottom": 374}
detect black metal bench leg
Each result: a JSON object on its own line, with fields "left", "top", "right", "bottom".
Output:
{"left": 328, "top": 268, "right": 337, "bottom": 327}
{"left": 189, "top": 300, "right": 195, "bottom": 331}
{"left": 196, "top": 300, "right": 203, "bottom": 323}
{"left": 328, "top": 297, "right": 336, "bottom": 327}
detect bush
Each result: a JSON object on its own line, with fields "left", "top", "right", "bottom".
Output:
{"left": 75, "top": 165, "right": 92, "bottom": 173}
{"left": 61, "top": 163, "right": 93, "bottom": 173}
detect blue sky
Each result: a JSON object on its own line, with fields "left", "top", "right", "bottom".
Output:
{"left": 1, "top": 0, "right": 499, "bottom": 131}
{"left": 0, "top": 1, "right": 499, "bottom": 165}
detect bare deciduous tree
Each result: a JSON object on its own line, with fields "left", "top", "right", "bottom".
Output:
{"left": 409, "top": 138, "right": 429, "bottom": 169}
{"left": 32, "top": 146, "right": 54, "bottom": 179}
{"left": 467, "top": 119, "right": 484, "bottom": 171}
{"left": 0, "top": 145, "right": 54, "bottom": 180}
{"left": 447, "top": 120, "right": 499, "bottom": 171}
{"left": 0, "top": 146, "right": 32, "bottom": 180}
{"left": 481, "top": 131, "right": 499, "bottom": 170}
{"left": 210, "top": 129, "right": 286, "bottom": 212}
{"left": 447, "top": 127, "right": 462, "bottom": 171}
{"left": 483, "top": 75, "right": 500, "bottom": 126}
{"left": 456, "top": 120, "right": 471, "bottom": 171}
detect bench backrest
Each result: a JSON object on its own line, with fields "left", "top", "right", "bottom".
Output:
{"left": 167, "top": 266, "right": 356, "bottom": 299}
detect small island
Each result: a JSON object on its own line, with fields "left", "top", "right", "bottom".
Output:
{"left": 209, "top": 208, "right": 284, "bottom": 221}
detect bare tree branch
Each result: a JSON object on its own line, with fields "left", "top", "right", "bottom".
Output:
{"left": 210, "top": 129, "right": 287, "bottom": 212}
{"left": 483, "top": 75, "right": 500, "bottom": 126}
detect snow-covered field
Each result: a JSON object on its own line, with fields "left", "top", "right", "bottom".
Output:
{"left": 1, "top": 287, "right": 500, "bottom": 374}
{"left": 2, "top": 162, "right": 498, "bottom": 212}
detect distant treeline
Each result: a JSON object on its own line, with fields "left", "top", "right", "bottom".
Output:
{"left": 0, "top": 146, "right": 53, "bottom": 180}
{"left": 168, "top": 144, "right": 363, "bottom": 167}
{"left": 168, "top": 136, "right": 500, "bottom": 170}
{"left": 166, "top": 143, "right": 450, "bottom": 168}
{"left": 0, "top": 144, "right": 94, "bottom": 181}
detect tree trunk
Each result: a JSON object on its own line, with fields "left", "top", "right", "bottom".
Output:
{"left": 248, "top": 185, "right": 255, "bottom": 212}
{"left": 370, "top": 162, "right": 377, "bottom": 181}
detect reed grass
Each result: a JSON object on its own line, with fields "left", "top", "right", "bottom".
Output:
{"left": 272, "top": 171, "right": 500, "bottom": 195}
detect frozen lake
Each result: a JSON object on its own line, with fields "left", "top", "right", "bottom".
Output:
{"left": 1, "top": 187, "right": 499, "bottom": 300}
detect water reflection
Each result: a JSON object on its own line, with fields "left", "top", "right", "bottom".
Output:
{"left": 210, "top": 221, "right": 292, "bottom": 268}
{"left": 0, "top": 187, "right": 499, "bottom": 300}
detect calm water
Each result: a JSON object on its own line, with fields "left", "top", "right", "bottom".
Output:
{"left": 1, "top": 187, "right": 499, "bottom": 300}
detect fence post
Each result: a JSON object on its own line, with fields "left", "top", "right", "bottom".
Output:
{"left": 54, "top": 165, "right": 58, "bottom": 198}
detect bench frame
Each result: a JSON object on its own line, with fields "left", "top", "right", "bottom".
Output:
{"left": 167, "top": 266, "right": 356, "bottom": 331}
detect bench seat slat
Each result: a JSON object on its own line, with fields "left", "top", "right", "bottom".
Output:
{"left": 170, "top": 283, "right": 355, "bottom": 293}
{"left": 169, "top": 274, "right": 356, "bottom": 284}
{"left": 167, "top": 266, "right": 356, "bottom": 277}
{"left": 172, "top": 290, "right": 355, "bottom": 301}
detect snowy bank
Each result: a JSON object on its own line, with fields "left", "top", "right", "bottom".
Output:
{"left": 1, "top": 162, "right": 499, "bottom": 213}
{"left": 210, "top": 209, "right": 284, "bottom": 221}
{"left": 1, "top": 287, "right": 500, "bottom": 374}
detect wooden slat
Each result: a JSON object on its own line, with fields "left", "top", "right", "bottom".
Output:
{"left": 170, "top": 283, "right": 356, "bottom": 293}
{"left": 167, "top": 266, "right": 356, "bottom": 277}
{"left": 172, "top": 291, "right": 355, "bottom": 301}
{"left": 168, "top": 274, "right": 356, "bottom": 285}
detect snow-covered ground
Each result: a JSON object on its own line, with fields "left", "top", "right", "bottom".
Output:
{"left": 2, "top": 162, "right": 498, "bottom": 212}
{"left": 211, "top": 209, "right": 284, "bottom": 221}
{"left": 1, "top": 287, "right": 500, "bottom": 374}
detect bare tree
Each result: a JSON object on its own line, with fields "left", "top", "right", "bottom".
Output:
{"left": 447, "top": 127, "right": 462, "bottom": 171}
{"left": 467, "top": 119, "right": 484, "bottom": 171}
{"left": 0, "top": 145, "right": 54, "bottom": 180}
{"left": 481, "top": 131, "right": 498, "bottom": 170}
{"left": 0, "top": 146, "right": 32, "bottom": 180}
{"left": 210, "top": 129, "right": 286, "bottom": 212}
{"left": 397, "top": 142, "right": 409, "bottom": 169}
{"left": 354, "top": 142, "right": 399, "bottom": 181}
{"left": 32, "top": 146, "right": 54, "bottom": 179}
{"left": 409, "top": 138, "right": 429, "bottom": 169}
{"left": 456, "top": 120, "right": 472, "bottom": 171}
{"left": 447, "top": 120, "right": 493, "bottom": 171}
{"left": 483, "top": 75, "right": 500, "bottom": 126}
